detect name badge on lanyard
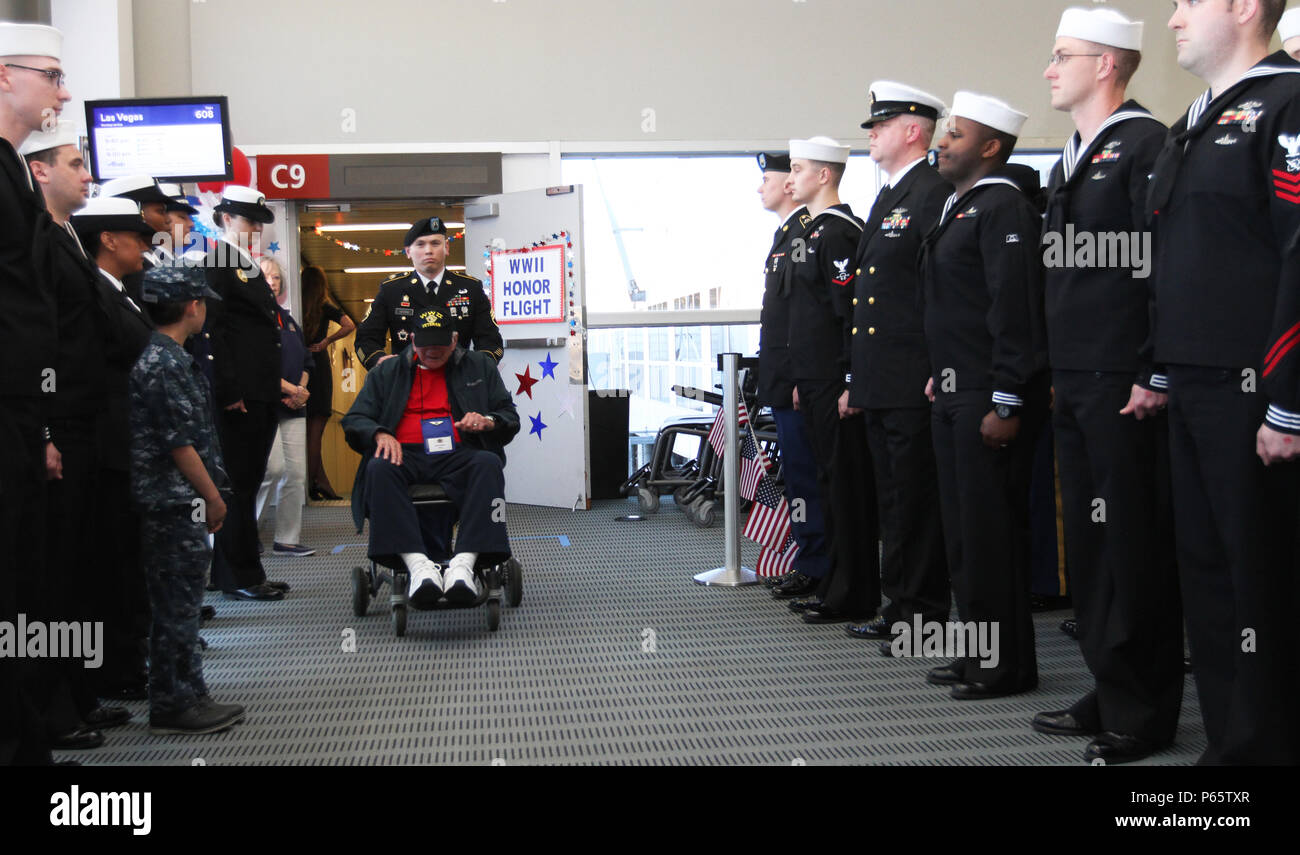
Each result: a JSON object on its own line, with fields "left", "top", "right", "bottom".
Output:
{"left": 422, "top": 418, "right": 455, "bottom": 455}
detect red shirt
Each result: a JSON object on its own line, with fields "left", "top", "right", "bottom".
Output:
{"left": 394, "top": 362, "right": 459, "bottom": 444}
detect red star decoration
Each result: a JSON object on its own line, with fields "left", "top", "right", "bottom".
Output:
{"left": 515, "top": 364, "right": 538, "bottom": 399}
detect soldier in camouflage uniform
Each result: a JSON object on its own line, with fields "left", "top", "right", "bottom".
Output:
{"left": 129, "top": 264, "right": 247, "bottom": 736}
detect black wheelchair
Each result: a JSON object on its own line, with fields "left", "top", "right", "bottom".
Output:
{"left": 350, "top": 482, "right": 523, "bottom": 637}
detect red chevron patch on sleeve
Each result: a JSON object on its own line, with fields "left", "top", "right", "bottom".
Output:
{"left": 1274, "top": 170, "right": 1300, "bottom": 203}
{"left": 1264, "top": 321, "right": 1300, "bottom": 377}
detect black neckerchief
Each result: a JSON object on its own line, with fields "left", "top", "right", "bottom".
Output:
{"left": 1146, "top": 52, "right": 1300, "bottom": 220}
{"left": 1044, "top": 101, "right": 1155, "bottom": 234}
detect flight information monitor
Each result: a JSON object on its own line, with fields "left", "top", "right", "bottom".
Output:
{"left": 84, "top": 96, "right": 233, "bottom": 182}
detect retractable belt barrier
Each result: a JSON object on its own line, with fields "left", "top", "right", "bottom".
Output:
{"left": 693, "top": 352, "right": 758, "bottom": 587}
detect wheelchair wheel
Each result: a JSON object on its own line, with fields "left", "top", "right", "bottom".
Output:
{"left": 505, "top": 558, "right": 523, "bottom": 607}
{"left": 392, "top": 604, "right": 407, "bottom": 637}
{"left": 351, "top": 566, "right": 369, "bottom": 617}
{"left": 673, "top": 486, "right": 692, "bottom": 506}
{"left": 486, "top": 599, "right": 500, "bottom": 631}
{"left": 637, "top": 487, "right": 659, "bottom": 514}
{"left": 693, "top": 499, "right": 717, "bottom": 529}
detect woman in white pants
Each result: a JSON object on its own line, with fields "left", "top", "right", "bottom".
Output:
{"left": 255, "top": 258, "right": 315, "bottom": 556}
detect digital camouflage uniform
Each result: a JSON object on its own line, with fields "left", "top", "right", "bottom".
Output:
{"left": 129, "top": 330, "right": 229, "bottom": 716}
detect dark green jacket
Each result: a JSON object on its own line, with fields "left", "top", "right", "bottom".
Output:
{"left": 342, "top": 345, "right": 520, "bottom": 530}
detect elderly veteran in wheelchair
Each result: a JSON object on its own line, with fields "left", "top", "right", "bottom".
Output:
{"left": 342, "top": 306, "right": 519, "bottom": 607}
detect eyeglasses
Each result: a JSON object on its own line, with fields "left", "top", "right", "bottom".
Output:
{"left": 4, "top": 63, "right": 66, "bottom": 87}
{"left": 1048, "top": 53, "right": 1103, "bottom": 66}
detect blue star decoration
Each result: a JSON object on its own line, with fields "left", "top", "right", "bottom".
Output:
{"left": 529, "top": 412, "right": 547, "bottom": 439}
{"left": 267, "top": 241, "right": 281, "bottom": 254}
{"left": 539, "top": 351, "right": 558, "bottom": 380}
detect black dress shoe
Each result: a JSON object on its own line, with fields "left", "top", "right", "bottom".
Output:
{"left": 1031, "top": 709, "right": 1100, "bottom": 736}
{"left": 200, "top": 604, "right": 216, "bottom": 621}
{"left": 787, "top": 597, "right": 822, "bottom": 613}
{"left": 925, "top": 660, "right": 965, "bottom": 685}
{"left": 1059, "top": 618, "right": 1078, "bottom": 639}
{"left": 771, "top": 573, "right": 818, "bottom": 599}
{"left": 312, "top": 484, "right": 343, "bottom": 501}
{"left": 951, "top": 681, "right": 1033, "bottom": 700}
{"left": 224, "top": 584, "right": 284, "bottom": 601}
{"left": 1084, "top": 731, "right": 1167, "bottom": 765}
{"left": 801, "top": 604, "right": 865, "bottom": 624}
{"left": 264, "top": 580, "right": 291, "bottom": 592}
{"left": 84, "top": 705, "right": 131, "bottom": 729}
{"left": 51, "top": 726, "right": 105, "bottom": 750}
{"left": 845, "top": 615, "right": 895, "bottom": 640}
{"left": 761, "top": 572, "right": 793, "bottom": 589}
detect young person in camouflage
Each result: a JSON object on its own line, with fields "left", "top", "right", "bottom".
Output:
{"left": 129, "top": 264, "right": 245, "bottom": 736}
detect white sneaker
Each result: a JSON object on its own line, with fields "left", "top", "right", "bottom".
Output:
{"left": 407, "top": 561, "right": 444, "bottom": 608}
{"left": 442, "top": 559, "right": 479, "bottom": 605}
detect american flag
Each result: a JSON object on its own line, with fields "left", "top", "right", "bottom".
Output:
{"left": 706, "top": 398, "right": 751, "bottom": 457}
{"left": 756, "top": 533, "right": 799, "bottom": 578}
{"left": 743, "top": 470, "right": 791, "bottom": 551}
{"left": 737, "top": 429, "right": 765, "bottom": 501}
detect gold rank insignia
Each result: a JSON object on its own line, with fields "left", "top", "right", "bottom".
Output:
{"left": 236, "top": 269, "right": 248, "bottom": 282}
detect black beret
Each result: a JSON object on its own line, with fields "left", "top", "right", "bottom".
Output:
{"left": 404, "top": 216, "right": 447, "bottom": 247}
{"left": 757, "top": 152, "right": 791, "bottom": 172}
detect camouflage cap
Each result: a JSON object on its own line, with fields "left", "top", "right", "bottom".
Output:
{"left": 140, "top": 263, "right": 222, "bottom": 304}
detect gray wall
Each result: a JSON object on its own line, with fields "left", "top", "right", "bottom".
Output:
{"left": 130, "top": 0, "right": 1233, "bottom": 149}
{"left": 133, "top": 0, "right": 190, "bottom": 96}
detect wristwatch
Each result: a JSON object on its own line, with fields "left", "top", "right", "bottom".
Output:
{"left": 994, "top": 403, "right": 1020, "bottom": 419}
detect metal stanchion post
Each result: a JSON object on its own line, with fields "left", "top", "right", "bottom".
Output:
{"left": 694, "top": 352, "right": 757, "bottom": 586}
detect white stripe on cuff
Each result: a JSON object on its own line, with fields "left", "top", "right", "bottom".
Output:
{"left": 1148, "top": 373, "right": 1167, "bottom": 390}
{"left": 1266, "top": 404, "right": 1300, "bottom": 430}
{"left": 992, "top": 391, "right": 1024, "bottom": 406}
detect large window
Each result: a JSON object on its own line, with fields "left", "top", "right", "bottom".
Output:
{"left": 588, "top": 324, "right": 760, "bottom": 433}
{"left": 563, "top": 154, "right": 883, "bottom": 314}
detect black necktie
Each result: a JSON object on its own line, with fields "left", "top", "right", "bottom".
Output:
{"left": 868, "top": 185, "right": 892, "bottom": 223}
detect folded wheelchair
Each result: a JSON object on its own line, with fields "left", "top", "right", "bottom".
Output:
{"left": 619, "top": 357, "right": 779, "bottom": 527}
{"left": 349, "top": 482, "right": 523, "bottom": 637}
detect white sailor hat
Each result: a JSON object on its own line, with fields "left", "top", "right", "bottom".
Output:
{"left": 101, "top": 174, "right": 172, "bottom": 205}
{"left": 213, "top": 184, "right": 273, "bottom": 226}
{"left": 950, "top": 91, "right": 1028, "bottom": 137}
{"left": 861, "top": 81, "right": 946, "bottom": 128}
{"left": 0, "top": 22, "right": 62, "bottom": 60}
{"left": 1056, "top": 6, "right": 1143, "bottom": 52}
{"left": 70, "top": 196, "right": 155, "bottom": 241}
{"left": 18, "top": 118, "right": 80, "bottom": 156}
{"left": 1280, "top": 8, "right": 1300, "bottom": 43}
{"left": 789, "top": 136, "right": 850, "bottom": 164}
{"left": 157, "top": 181, "right": 198, "bottom": 215}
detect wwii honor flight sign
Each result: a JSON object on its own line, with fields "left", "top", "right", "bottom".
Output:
{"left": 490, "top": 243, "right": 566, "bottom": 325}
